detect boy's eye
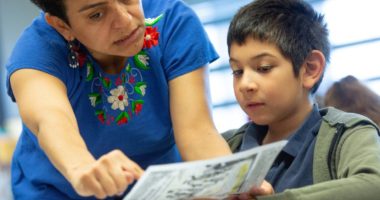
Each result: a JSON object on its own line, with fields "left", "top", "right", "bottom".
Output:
{"left": 89, "top": 12, "right": 103, "bottom": 20}
{"left": 256, "top": 65, "right": 272, "bottom": 73}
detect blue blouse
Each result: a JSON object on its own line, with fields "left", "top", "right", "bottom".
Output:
{"left": 6, "top": 0, "right": 218, "bottom": 199}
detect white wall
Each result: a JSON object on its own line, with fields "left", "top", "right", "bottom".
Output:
{"left": 0, "top": 0, "right": 39, "bottom": 124}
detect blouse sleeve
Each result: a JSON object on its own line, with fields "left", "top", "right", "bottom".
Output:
{"left": 6, "top": 13, "right": 72, "bottom": 102}
{"left": 156, "top": 0, "right": 219, "bottom": 81}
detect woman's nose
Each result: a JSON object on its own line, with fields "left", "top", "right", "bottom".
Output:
{"left": 112, "top": 4, "right": 133, "bottom": 29}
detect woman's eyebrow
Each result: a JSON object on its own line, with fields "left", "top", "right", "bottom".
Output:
{"left": 78, "top": 2, "right": 107, "bottom": 12}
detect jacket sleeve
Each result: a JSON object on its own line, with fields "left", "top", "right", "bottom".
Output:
{"left": 257, "top": 124, "right": 380, "bottom": 200}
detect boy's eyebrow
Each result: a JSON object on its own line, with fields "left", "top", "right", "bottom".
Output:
{"left": 78, "top": 2, "right": 107, "bottom": 12}
{"left": 229, "top": 52, "right": 276, "bottom": 63}
{"left": 250, "top": 53, "right": 276, "bottom": 61}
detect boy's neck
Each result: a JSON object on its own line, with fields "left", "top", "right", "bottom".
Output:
{"left": 262, "top": 102, "right": 314, "bottom": 145}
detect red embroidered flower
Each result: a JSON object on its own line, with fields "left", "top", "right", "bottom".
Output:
{"left": 97, "top": 113, "right": 105, "bottom": 123}
{"left": 129, "top": 75, "right": 135, "bottom": 84}
{"left": 143, "top": 27, "right": 159, "bottom": 49}
{"left": 117, "top": 117, "right": 128, "bottom": 125}
{"left": 135, "top": 103, "right": 143, "bottom": 114}
{"left": 115, "top": 77, "right": 123, "bottom": 86}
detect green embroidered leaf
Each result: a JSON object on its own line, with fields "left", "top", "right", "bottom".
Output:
{"left": 115, "top": 111, "right": 130, "bottom": 123}
{"left": 101, "top": 77, "right": 111, "bottom": 89}
{"left": 121, "top": 73, "right": 126, "bottom": 84}
{"left": 134, "top": 51, "right": 150, "bottom": 70}
{"left": 125, "top": 63, "right": 132, "bottom": 73}
{"left": 145, "top": 14, "right": 164, "bottom": 26}
{"left": 86, "top": 62, "right": 94, "bottom": 81}
{"left": 95, "top": 110, "right": 104, "bottom": 115}
{"left": 134, "top": 82, "right": 147, "bottom": 96}
{"left": 88, "top": 93, "right": 102, "bottom": 106}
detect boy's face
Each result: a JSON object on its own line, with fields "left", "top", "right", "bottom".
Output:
{"left": 229, "top": 38, "right": 310, "bottom": 126}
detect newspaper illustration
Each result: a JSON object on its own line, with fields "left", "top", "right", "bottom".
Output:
{"left": 124, "top": 140, "right": 287, "bottom": 200}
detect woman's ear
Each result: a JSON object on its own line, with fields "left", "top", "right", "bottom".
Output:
{"left": 301, "top": 50, "right": 326, "bottom": 90}
{"left": 45, "top": 13, "right": 74, "bottom": 41}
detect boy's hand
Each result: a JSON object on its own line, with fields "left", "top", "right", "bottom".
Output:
{"left": 229, "top": 180, "right": 274, "bottom": 200}
{"left": 68, "top": 150, "right": 144, "bottom": 199}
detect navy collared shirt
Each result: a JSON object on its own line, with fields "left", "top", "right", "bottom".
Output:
{"left": 239, "top": 105, "right": 322, "bottom": 192}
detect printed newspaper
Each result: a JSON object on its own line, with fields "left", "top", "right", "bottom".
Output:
{"left": 124, "top": 140, "right": 287, "bottom": 200}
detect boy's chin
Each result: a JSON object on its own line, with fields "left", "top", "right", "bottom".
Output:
{"left": 249, "top": 118, "right": 269, "bottom": 126}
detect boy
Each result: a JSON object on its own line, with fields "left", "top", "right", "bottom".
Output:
{"left": 224, "top": 0, "right": 380, "bottom": 199}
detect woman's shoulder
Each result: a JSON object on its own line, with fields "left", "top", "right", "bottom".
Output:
{"left": 21, "top": 13, "right": 62, "bottom": 41}
{"left": 7, "top": 12, "right": 67, "bottom": 67}
{"left": 142, "top": 0, "right": 191, "bottom": 18}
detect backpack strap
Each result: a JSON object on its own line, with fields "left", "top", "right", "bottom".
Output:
{"left": 313, "top": 107, "right": 380, "bottom": 183}
{"left": 221, "top": 122, "right": 250, "bottom": 153}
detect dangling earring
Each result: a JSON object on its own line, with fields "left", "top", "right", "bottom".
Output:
{"left": 67, "top": 40, "right": 80, "bottom": 68}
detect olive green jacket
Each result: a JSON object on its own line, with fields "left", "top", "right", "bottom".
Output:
{"left": 223, "top": 107, "right": 380, "bottom": 200}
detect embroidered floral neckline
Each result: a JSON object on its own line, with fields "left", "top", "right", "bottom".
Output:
{"left": 81, "top": 14, "right": 163, "bottom": 125}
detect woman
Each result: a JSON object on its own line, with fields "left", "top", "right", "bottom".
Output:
{"left": 6, "top": 0, "right": 231, "bottom": 199}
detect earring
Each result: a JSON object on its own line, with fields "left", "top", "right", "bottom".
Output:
{"left": 67, "top": 40, "right": 80, "bottom": 68}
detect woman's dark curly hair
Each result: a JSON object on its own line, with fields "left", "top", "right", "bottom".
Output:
{"left": 30, "top": 0, "right": 69, "bottom": 24}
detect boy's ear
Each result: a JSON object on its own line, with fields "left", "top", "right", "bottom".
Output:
{"left": 301, "top": 50, "right": 326, "bottom": 90}
{"left": 45, "top": 13, "right": 74, "bottom": 41}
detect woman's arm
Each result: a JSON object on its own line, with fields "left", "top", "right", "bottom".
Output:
{"left": 169, "top": 66, "right": 231, "bottom": 161}
{"left": 10, "top": 69, "right": 143, "bottom": 198}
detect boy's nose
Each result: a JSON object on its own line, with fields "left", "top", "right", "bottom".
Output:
{"left": 239, "top": 72, "right": 258, "bottom": 93}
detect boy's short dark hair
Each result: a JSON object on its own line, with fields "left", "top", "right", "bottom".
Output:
{"left": 227, "top": 0, "right": 330, "bottom": 94}
{"left": 31, "top": 0, "right": 69, "bottom": 24}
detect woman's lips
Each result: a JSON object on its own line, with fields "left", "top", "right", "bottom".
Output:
{"left": 114, "top": 26, "right": 142, "bottom": 46}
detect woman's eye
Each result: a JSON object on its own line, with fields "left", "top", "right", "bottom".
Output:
{"left": 232, "top": 69, "right": 243, "bottom": 77}
{"left": 121, "top": 0, "right": 132, "bottom": 4}
{"left": 89, "top": 12, "right": 103, "bottom": 20}
{"left": 257, "top": 65, "right": 272, "bottom": 73}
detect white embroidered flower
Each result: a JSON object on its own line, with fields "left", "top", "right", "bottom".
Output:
{"left": 145, "top": 18, "right": 157, "bottom": 25}
{"left": 89, "top": 96, "right": 97, "bottom": 107}
{"left": 107, "top": 85, "right": 129, "bottom": 111}
{"left": 138, "top": 54, "right": 149, "bottom": 66}
{"left": 144, "top": 14, "right": 163, "bottom": 26}
{"left": 139, "top": 85, "right": 147, "bottom": 96}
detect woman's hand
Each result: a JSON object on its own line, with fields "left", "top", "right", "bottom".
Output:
{"left": 229, "top": 180, "right": 274, "bottom": 200}
{"left": 67, "top": 150, "right": 144, "bottom": 199}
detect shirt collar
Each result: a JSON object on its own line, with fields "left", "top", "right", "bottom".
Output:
{"left": 240, "top": 104, "right": 322, "bottom": 157}
{"left": 282, "top": 104, "right": 322, "bottom": 157}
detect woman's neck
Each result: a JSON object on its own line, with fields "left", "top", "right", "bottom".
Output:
{"left": 90, "top": 51, "right": 127, "bottom": 74}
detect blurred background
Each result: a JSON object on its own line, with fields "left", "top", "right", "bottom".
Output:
{"left": 1, "top": 0, "right": 380, "bottom": 199}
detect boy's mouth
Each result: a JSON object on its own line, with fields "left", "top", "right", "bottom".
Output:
{"left": 246, "top": 102, "right": 265, "bottom": 108}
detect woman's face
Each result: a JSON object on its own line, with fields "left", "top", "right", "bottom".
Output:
{"left": 63, "top": 0, "right": 145, "bottom": 58}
